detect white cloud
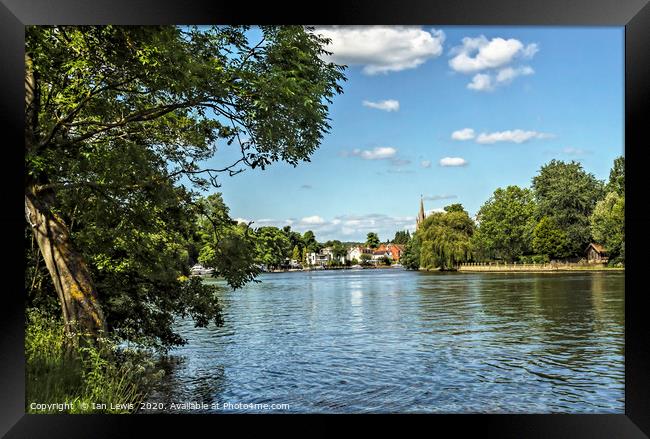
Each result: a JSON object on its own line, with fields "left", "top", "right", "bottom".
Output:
{"left": 449, "top": 36, "right": 537, "bottom": 73}
{"left": 496, "top": 66, "right": 534, "bottom": 82}
{"left": 476, "top": 129, "right": 554, "bottom": 144}
{"left": 420, "top": 160, "right": 432, "bottom": 168}
{"left": 439, "top": 157, "right": 468, "bottom": 167}
{"left": 362, "top": 99, "right": 400, "bottom": 112}
{"left": 467, "top": 66, "right": 535, "bottom": 92}
{"left": 467, "top": 73, "right": 493, "bottom": 91}
{"left": 244, "top": 213, "right": 419, "bottom": 242}
{"left": 451, "top": 128, "right": 476, "bottom": 140}
{"left": 348, "top": 147, "right": 397, "bottom": 160}
{"left": 449, "top": 35, "right": 538, "bottom": 91}
{"left": 313, "top": 26, "right": 445, "bottom": 75}
{"left": 301, "top": 215, "right": 325, "bottom": 225}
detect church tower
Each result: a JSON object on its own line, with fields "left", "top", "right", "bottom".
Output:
{"left": 416, "top": 196, "right": 426, "bottom": 230}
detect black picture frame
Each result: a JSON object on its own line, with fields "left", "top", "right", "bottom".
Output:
{"left": 2, "top": 0, "right": 648, "bottom": 437}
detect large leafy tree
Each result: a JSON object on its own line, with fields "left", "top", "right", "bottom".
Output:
{"left": 531, "top": 160, "right": 605, "bottom": 257}
{"left": 607, "top": 156, "right": 625, "bottom": 195}
{"left": 254, "top": 226, "right": 292, "bottom": 269}
{"left": 392, "top": 230, "right": 410, "bottom": 245}
{"left": 472, "top": 186, "right": 536, "bottom": 262}
{"left": 302, "top": 230, "right": 319, "bottom": 253}
{"left": 418, "top": 205, "right": 474, "bottom": 270}
{"left": 400, "top": 233, "right": 421, "bottom": 270}
{"left": 24, "top": 25, "right": 345, "bottom": 342}
{"left": 366, "top": 232, "right": 380, "bottom": 249}
{"left": 590, "top": 191, "right": 625, "bottom": 264}
{"left": 532, "top": 216, "right": 570, "bottom": 260}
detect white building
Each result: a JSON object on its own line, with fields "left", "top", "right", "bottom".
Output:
{"left": 346, "top": 246, "right": 372, "bottom": 262}
{"left": 308, "top": 247, "right": 345, "bottom": 266}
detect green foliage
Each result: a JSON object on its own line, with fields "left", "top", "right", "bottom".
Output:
{"left": 443, "top": 203, "right": 465, "bottom": 213}
{"left": 532, "top": 216, "right": 570, "bottom": 260}
{"left": 291, "top": 245, "right": 301, "bottom": 262}
{"left": 590, "top": 191, "right": 625, "bottom": 264}
{"left": 532, "top": 160, "right": 605, "bottom": 256}
{"left": 392, "top": 230, "right": 410, "bottom": 245}
{"left": 25, "top": 25, "right": 345, "bottom": 349}
{"left": 378, "top": 255, "right": 391, "bottom": 266}
{"left": 366, "top": 232, "right": 380, "bottom": 249}
{"left": 418, "top": 206, "right": 474, "bottom": 270}
{"left": 255, "top": 226, "right": 292, "bottom": 269}
{"left": 359, "top": 253, "right": 372, "bottom": 266}
{"left": 302, "top": 230, "right": 319, "bottom": 253}
{"left": 401, "top": 233, "right": 421, "bottom": 270}
{"left": 473, "top": 186, "right": 536, "bottom": 262}
{"left": 607, "top": 156, "right": 625, "bottom": 195}
{"left": 194, "top": 193, "right": 260, "bottom": 289}
{"left": 324, "top": 240, "right": 347, "bottom": 259}
{"left": 26, "top": 309, "right": 162, "bottom": 413}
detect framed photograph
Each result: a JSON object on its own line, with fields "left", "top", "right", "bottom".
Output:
{"left": 2, "top": 0, "right": 649, "bottom": 437}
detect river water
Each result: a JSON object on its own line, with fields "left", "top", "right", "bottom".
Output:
{"left": 146, "top": 269, "right": 624, "bottom": 413}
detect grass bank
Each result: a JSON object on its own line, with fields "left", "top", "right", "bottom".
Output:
{"left": 26, "top": 309, "right": 164, "bottom": 414}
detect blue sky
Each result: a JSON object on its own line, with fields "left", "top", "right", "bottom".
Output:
{"left": 193, "top": 26, "right": 624, "bottom": 242}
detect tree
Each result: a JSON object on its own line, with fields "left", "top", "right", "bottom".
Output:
{"left": 532, "top": 216, "right": 570, "bottom": 260}
{"left": 195, "top": 193, "right": 261, "bottom": 289}
{"left": 590, "top": 191, "right": 625, "bottom": 264}
{"left": 301, "top": 247, "right": 308, "bottom": 265}
{"left": 283, "top": 226, "right": 305, "bottom": 253}
{"left": 401, "top": 233, "right": 421, "bottom": 270}
{"left": 302, "top": 230, "right": 319, "bottom": 253}
{"left": 607, "top": 156, "right": 625, "bottom": 195}
{"left": 255, "top": 226, "right": 291, "bottom": 270}
{"left": 443, "top": 203, "right": 465, "bottom": 213}
{"left": 392, "top": 230, "right": 410, "bottom": 245}
{"left": 418, "top": 205, "right": 474, "bottom": 270}
{"left": 291, "top": 245, "right": 301, "bottom": 263}
{"left": 531, "top": 160, "right": 605, "bottom": 257}
{"left": 24, "top": 25, "right": 345, "bottom": 343}
{"left": 472, "top": 186, "right": 536, "bottom": 262}
{"left": 359, "top": 253, "right": 372, "bottom": 266}
{"left": 366, "top": 232, "right": 380, "bottom": 249}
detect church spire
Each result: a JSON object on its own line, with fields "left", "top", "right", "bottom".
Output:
{"left": 416, "top": 195, "right": 425, "bottom": 230}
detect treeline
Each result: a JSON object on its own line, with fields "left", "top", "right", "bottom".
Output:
{"left": 189, "top": 194, "right": 349, "bottom": 271}
{"left": 401, "top": 157, "right": 625, "bottom": 270}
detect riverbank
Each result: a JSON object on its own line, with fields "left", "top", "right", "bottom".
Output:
{"left": 270, "top": 265, "right": 400, "bottom": 273}
{"left": 458, "top": 263, "right": 624, "bottom": 272}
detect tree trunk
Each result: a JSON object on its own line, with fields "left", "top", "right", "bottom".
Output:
{"left": 25, "top": 52, "right": 107, "bottom": 341}
{"left": 25, "top": 188, "right": 107, "bottom": 339}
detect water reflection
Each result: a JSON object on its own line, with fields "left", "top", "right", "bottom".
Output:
{"left": 146, "top": 270, "right": 624, "bottom": 414}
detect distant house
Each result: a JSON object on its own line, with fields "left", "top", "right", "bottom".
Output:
{"left": 308, "top": 247, "right": 345, "bottom": 266}
{"left": 347, "top": 246, "right": 373, "bottom": 262}
{"left": 372, "top": 249, "right": 390, "bottom": 261}
{"left": 586, "top": 243, "right": 608, "bottom": 263}
{"left": 375, "top": 243, "right": 405, "bottom": 262}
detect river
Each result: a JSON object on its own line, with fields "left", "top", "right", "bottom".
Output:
{"left": 146, "top": 269, "right": 624, "bottom": 413}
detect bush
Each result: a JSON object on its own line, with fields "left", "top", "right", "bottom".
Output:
{"left": 26, "top": 309, "right": 164, "bottom": 413}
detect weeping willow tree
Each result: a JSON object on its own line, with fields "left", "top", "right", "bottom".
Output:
{"left": 417, "top": 205, "right": 475, "bottom": 270}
